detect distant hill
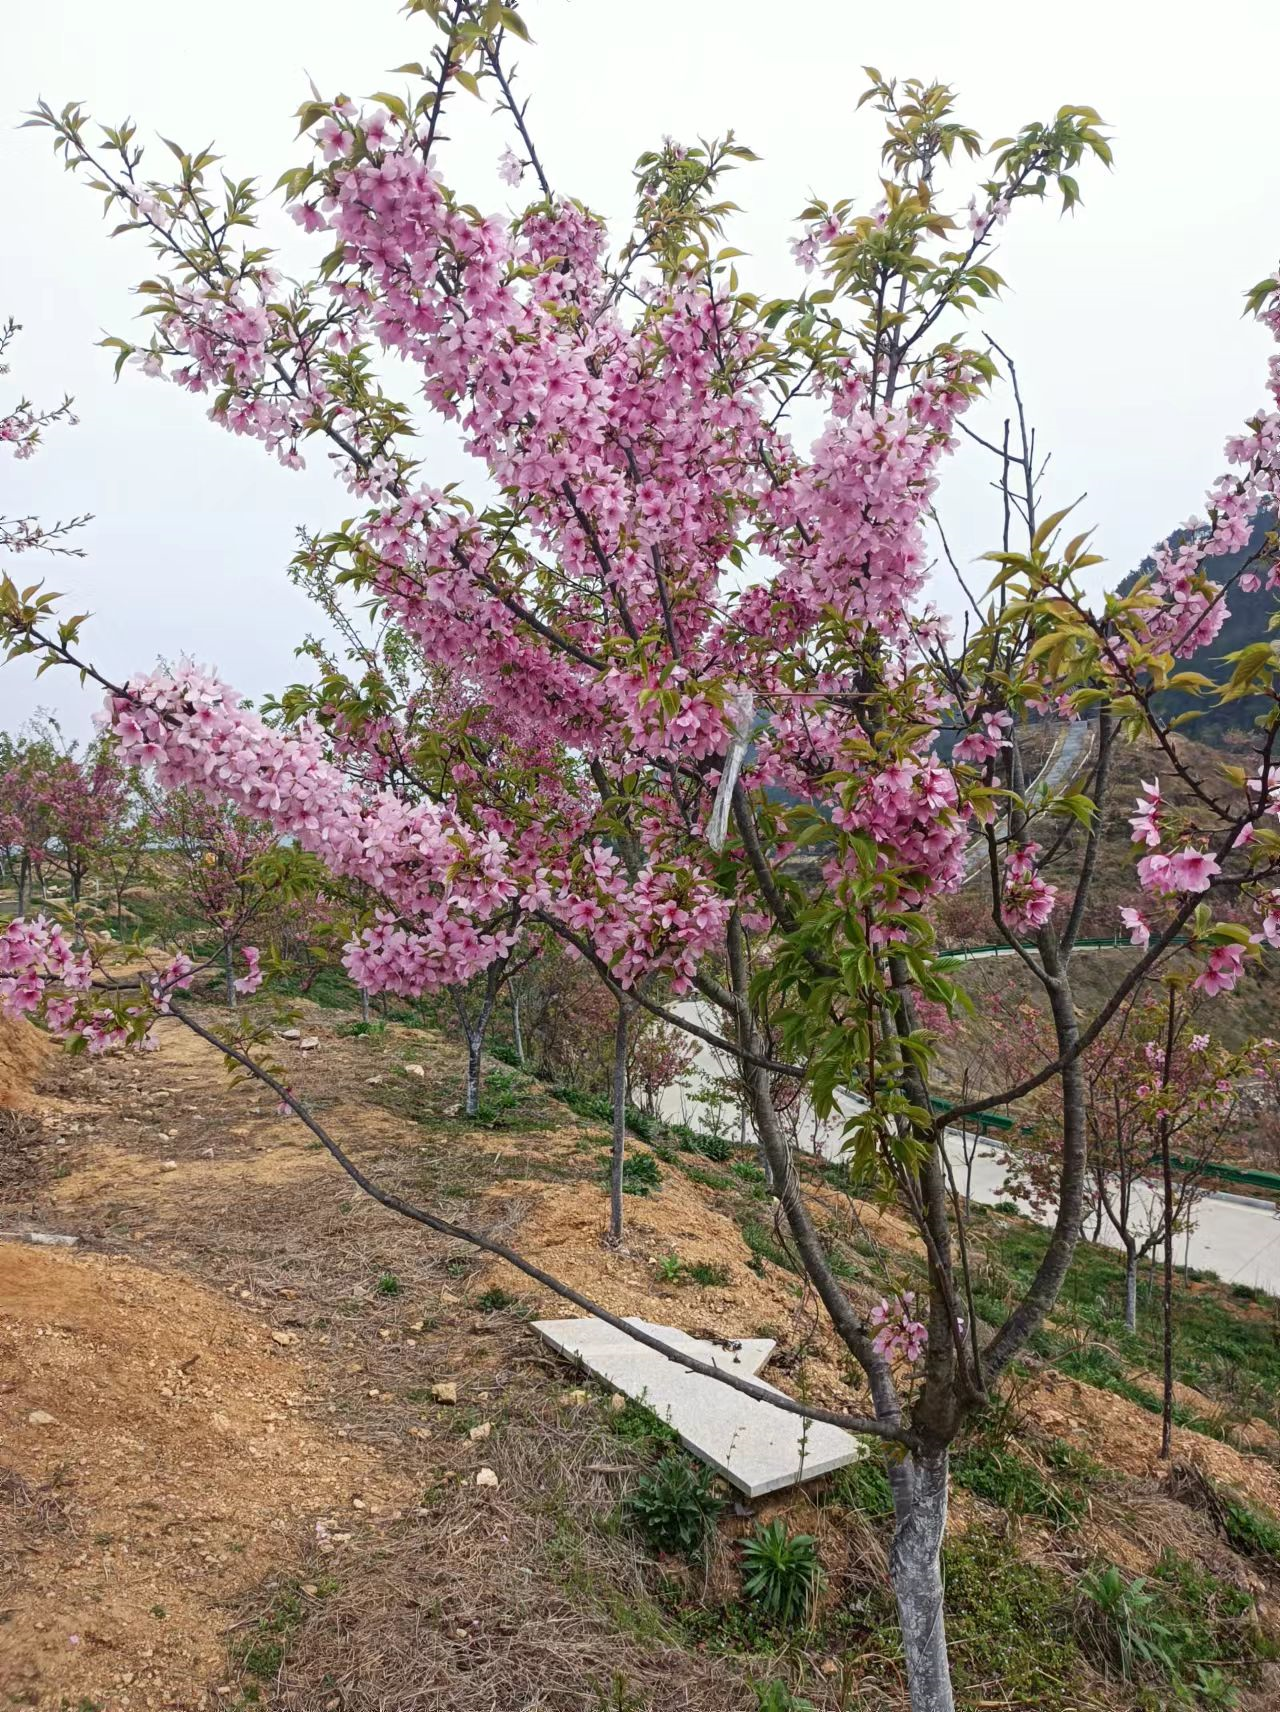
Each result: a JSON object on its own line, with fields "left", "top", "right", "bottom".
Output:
{"left": 1119, "top": 512, "right": 1277, "bottom": 747}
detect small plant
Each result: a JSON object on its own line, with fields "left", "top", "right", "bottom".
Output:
{"left": 740, "top": 1520, "right": 823, "bottom": 1626}
{"left": 750, "top": 1683, "right": 816, "bottom": 1712}
{"left": 685, "top": 1260, "right": 731, "bottom": 1287}
{"left": 624, "top": 1452, "right": 724, "bottom": 1558}
{"left": 1078, "top": 1563, "right": 1185, "bottom": 1687}
{"left": 475, "top": 1285, "right": 518, "bottom": 1313}
{"left": 1078, "top": 1552, "right": 1273, "bottom": 1703}
{"left": 376, "top": 1271, "right": 400, "bottom": 1297}
{"left": 653, "top": 1253, "right": 731, "bottom": 1288}
{"left": 609, "top": 1395, "right": 678, "bottom": 1453}
{"left": 601, "top": 1149, "right": 662, "bottom": 1196}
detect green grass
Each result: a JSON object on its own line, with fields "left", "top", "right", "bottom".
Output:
{"left": 599, "top": 1149, "right": 662, "bottom": 1197}
{"left": 951, "top": 1441, "right": 1091, "bottom": 1528}
{"left": 655, "top": 1253, "right": 732, "bottom": 1288}
{"left": 982, "top": 1220, "right": 1280, "bottom": 1434}
{"left": 1079, "top": 1550, "right": 1276, "bottom": 1704}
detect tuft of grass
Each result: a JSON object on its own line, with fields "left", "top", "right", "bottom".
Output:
{"left": 1078, "top": 1550, "right": 1276, "bottom": 1704}
{"left": 475, "top": 1285, "right": 519, "bottom": 1313}
{"left": 820, "top": 1454, "right": 895, "bottom": 1520}
{"left": 951, "top": 1441, "right": 1090, "bottom": 1528}
{"left": 654, "top": 1253, "right": 731, "bottom": 1288}
{"left": 375, "top": 1271, "right": 401, "bottom": 1297}
{"left": 609, "top": 1395, "right": 678, "bottom": 1457}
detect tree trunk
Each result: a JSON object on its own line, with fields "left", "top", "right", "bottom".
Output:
{"left": 16, "top": 854, "right": 28, "bottom": 918}
{"left": 1124, "top": 1242, "right": 1139, "bottom": 1333}
{"left": 511, "top": 987, "right": 525, "bottom": 1068}
{"left": 360, "top": 987, "right": 371, "bottom": 1025}
{"left": 608, "top": 1000, "right": 627, "bottom": 1245}
{"left": 1161, "top": 1129, "right": 1175, "bottom": 1458}
{"left": 224, "top": 941, "right": 237, "bottom": 1010}
{"left": 889, "top": 1451, "right": 955, "bottom": 1712}
{"left": 465, "top": 1034, "right": 482, "bottom": 1118}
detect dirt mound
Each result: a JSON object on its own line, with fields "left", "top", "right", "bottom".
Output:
{"left": 482, "top": 1173, "right": 865, "bottom": 1407}
{"left": 1028, "top": 1367, "right": 1280, "bottom": 1517}
{"left": 0, "top": 1016, "right": 50, "bottom": 1113}
{"left": 0, "top": 1244, "right": 411, "bottom": 1710}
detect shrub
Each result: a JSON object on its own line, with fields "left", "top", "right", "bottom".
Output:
{"left": 740, "top": 1521, "right": 823, "bottom": 1626}
{"left": 600, "top": 1149, "right": 662, "bottom": 1196}
{"left": 624, "top": 1452, "right": 724, "bottom": 1558}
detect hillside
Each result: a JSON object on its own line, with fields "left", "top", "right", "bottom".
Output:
{"left": 1120, "top": 512, "right": 1278, "bottom": 747}
{"left": 6, "top": 999, "right": 1280, "bottom": 1710}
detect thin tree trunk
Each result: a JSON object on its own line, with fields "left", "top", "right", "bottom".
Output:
{"left": 1161, "top": 1133, "right": 1175, "bottom": 1458}
{"left": 465, "top": 1034, "right": 482, "bottom": 1118}
{"left": 16, "top": 855, "right": 28, "bottom": 918}
{"left": 511, "top": 987, "right": 525, "bottom": 1067}
{"left": 1158, "top": 991, "right": 1177, "bottom": 1459}
{"left": 360, "top": 987, "right": 370, "bottom": 1025}
{"left": 1124, "top": 1242, "right": 1139, "bottom": 1334}
{"left": 609, "top": 1000, "right": 627, "bottom": 1245}
{"left": 224, "top": 940, "right": 237, "bottom": 1010}
{"left": 889, "top": 1450, "right": 955, "bottom": 1712}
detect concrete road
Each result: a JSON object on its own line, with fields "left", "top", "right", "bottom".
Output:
{"left": 660, "top": 1003, "right": 1280, "bottom": 1298}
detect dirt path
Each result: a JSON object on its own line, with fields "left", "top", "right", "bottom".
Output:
{"left": 0, "top": 1014, "right": 533, "bottom": 1710}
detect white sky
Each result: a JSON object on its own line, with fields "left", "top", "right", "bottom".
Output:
{"left": 2, "top": 0, "right": 1278, "bottom": 741}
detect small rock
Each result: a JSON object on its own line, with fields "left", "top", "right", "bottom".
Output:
{"left": 469, "top": 1421, "right": 492, "bottom": 1442}
{"left": 562, "top": 1389, "right": 588, "bottom": 1406}
{"left": 475, "top": 1467, "right": 499, "bottom": 1489}
{"left": 609, "top": 1393, "right": 627, "bottom": 1414}
{"left": 301, "top": 1583, "right": 318, "bottom": 1598}
{"left": 299, "top": 1037, "right": 320, "bottom": 1052}
{"left": 281, "top": 1028, "right": 301, "bottom": 1041}
{"left": 27, "top": 1409, "right": 58, "bottom": 1427}
{"left": 271, "top": 1331, "right": 296, "bottom": 1347}
{"left": 366, "top": 1075, "right": 383, "bottom": 1086}
{"left": 404, "top": 1063, "right": 425, "bottom": 1079}
{"left": 431, "top": 1382, "right": 458, "bottom": 1405}
{"left": 820, "top": 1658, "right": 839, "bottom": 1677}
{"left": 160, "top": 1160, "right": 179, "bottom": 1172}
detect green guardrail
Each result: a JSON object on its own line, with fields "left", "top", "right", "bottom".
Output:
{"left": 1163, "top": 1156, "right": 1280, "bottom": 1194}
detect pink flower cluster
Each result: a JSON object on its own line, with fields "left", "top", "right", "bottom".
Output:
{"left": 1002, "top": 843, "right": 1058, "bottom": 935}
{"left": 869, "top": 1292, "right": 928, "bottom": 1364}
{"left": 0, "top": 915, "right": 91, "bottom": 1025}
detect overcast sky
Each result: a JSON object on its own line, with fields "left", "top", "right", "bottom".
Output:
{"left": 2, "top": 0, "right": 1278, "bottom": 741}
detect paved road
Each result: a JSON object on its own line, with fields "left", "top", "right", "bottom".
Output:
{"left": 659, "top": 1004, "right": 1280, "bottom": 1297}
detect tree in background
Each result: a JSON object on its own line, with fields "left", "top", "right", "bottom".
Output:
{"left": 996, "top": 988, "right": 1244, "bottom": 1331}
{"left": 145, "top": 787, "right": 276, "bottom": 1006}
{"left": 7, "top": 17, "right": 1280, "bottom": 1706}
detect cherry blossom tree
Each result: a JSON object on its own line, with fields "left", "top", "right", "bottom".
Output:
{"left": 995, "top": 988, "right": 1244, "bottom": 1331}
{"left": 5, "top": 12, "right": 1280, "bottom": 1706}
{"left": 146, "top": 786, "right": 276, "bottom": 1006}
